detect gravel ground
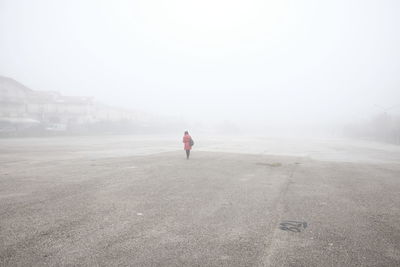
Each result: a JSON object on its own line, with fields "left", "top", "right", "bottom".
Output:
{"left": 0, "top": 136, "right": 399, "bottom": 266}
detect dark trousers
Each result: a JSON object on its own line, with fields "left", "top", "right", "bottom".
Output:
{"left": 186, "top": 150, "right": 190, "bottom": 159}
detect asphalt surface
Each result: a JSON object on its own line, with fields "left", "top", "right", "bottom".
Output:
{"left": 0, "top": 136, "right": 399, "bottom": 266}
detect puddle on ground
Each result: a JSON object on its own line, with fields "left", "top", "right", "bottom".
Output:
{"left": 256, "top": 162, "right": 282, "bottom": 167}
{"left": 279, "top": 220, "right": 308, "bottom": 232}
{"left": 125, "top": 166, "right": 137, "bottom": 169}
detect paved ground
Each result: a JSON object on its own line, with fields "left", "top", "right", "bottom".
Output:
{"left": 0, "top": 135, "right": 399, "bottom": 266}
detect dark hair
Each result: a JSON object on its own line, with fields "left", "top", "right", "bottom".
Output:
{"left": 184, "top": 131, "right": 189, "bottom": 135}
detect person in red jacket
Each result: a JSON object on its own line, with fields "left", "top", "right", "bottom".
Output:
{"left": 182, "top": 131, "right": 193, "bottom": 159}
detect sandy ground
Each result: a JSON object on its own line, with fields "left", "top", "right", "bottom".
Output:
{"left": 0, "top": 135, "right": 400, "bottom": 266}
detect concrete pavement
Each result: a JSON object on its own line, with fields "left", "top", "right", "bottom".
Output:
{"left": 0, "top": 137, "right": 399, "bottom": 266}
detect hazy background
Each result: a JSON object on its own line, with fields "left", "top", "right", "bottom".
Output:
{"left": 1, "top": 0, "right": 399, "bottom": 131}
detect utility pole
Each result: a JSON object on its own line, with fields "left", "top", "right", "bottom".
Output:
{"left": 374, "top": 104, "right": 400, "bottom": 144}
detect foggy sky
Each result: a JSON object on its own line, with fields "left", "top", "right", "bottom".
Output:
{"left": 1, "top": 0, "right": 399, "bottom": 124}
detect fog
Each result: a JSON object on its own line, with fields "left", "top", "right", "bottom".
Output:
{"left": 3, "top": 2, "right": 400, "bottom": 265}
{"left": 1, "top": 0, "right": 400, "bottom": 135}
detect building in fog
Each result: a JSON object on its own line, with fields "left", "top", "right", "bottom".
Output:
{"left": 0, "top": 76, "right": 140, "bottom": 132}
{"left": 0, "top": 76, "right": 93, "bottom": 128}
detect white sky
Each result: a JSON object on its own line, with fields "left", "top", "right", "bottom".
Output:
{"left": 1, "top": 0, "right": 399, "bottom": 124}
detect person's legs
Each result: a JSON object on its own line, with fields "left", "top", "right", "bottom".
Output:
{"left": 186, "top": 150, "right": 190, "bottom": 159}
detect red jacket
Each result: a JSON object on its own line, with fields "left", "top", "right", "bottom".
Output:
{"left": 183, "top": 134, "right": 192, "bottom": 150}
